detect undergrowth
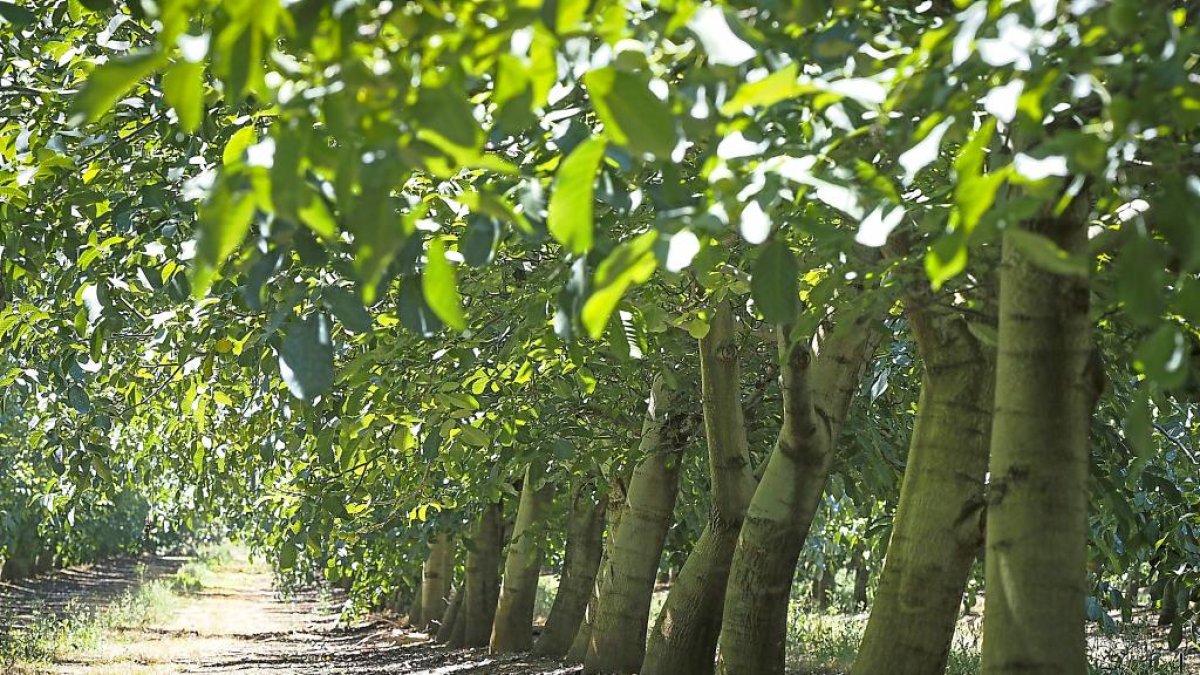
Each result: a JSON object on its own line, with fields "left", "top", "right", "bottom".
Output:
{"left": 0, "top": 578, "right": 177, "bottom": 671}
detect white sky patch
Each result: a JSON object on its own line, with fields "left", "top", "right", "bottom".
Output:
{"left": 1116, "top": 198, "right": 1150, "bottom": 222}
{"left": 246, "top": 138, "right": 276, "bottom": 168}
{"left": 717, "top": 131, "right": 768, "bottom": 160}
{"left": 953, "top": 2, "right": 989, "bottom": 66}
{"left": 739, "top": 201, "right": 771, "bottom": 244}
{"left": 824, "top": 78, "right": 887, "bottom": 106}
{"left": 897, "top": 118, "right": 954, "bottom": 185}
{"left": 688, "top": 5, "right": 756, "bottom": 67}
{"left": 81, "top": 285, "right": 103, "bottom": 323}
{"left": 855, "top": 205, "right": 907, "bottom": 247}
{"left": 1031, "top": 0, "right": 1058, "bottom": 25}
{"left": 982, "top": 79, "right": 1025, "bottom": 123}
{"left": 1013, "top": 153, "right": 1069, "bottom": 180}
{"left": 665, "top": 230, "right": 701, "bottom": 273}
{"left": 177, "top": 32, "right": 210, "bottom": 63}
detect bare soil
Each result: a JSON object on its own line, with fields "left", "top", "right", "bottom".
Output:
{"left": 2, "top": 556, "right": 581, "bottom": 674}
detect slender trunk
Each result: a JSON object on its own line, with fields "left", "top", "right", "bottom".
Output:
{"left": 717, "top": 310, "right": 878, "bottom": 675}
{"left": 566, "top": 478, "right": 629, "bottom": 662}
{"left": 852, "top": 548, "right": 869, "bottom": 612}
{"left": 438, "top": 586, "right": 464, "bottom": 642}
{"left": 814, "top": 564, "right": 835, "bottom": 610}
{"left": 421, "top": 533, "right": 454, "bottom": 632}
{"left": 464, "top": 503, "right": 504, "bottom": 646}
{"left": 408, "top": 578, "right": 425, "bottom": 628}
{"left": 536, "top": 481, "right": 606, "bottom": 657}
{"left": 981, "top": 198, "right": 1100, "bottom": 674}
{"left": 852, "top": 296, "right": 995, "bottom": 675}
{"left": 583, "top": 374, "right": 692, "bottom": 674}
{"left": 491, "top": 467, "right": 556, "bottom": 653}
{"left": 643, "top": 302, "right": 756, "bottom": 675}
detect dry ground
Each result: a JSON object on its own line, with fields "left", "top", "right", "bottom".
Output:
{"left": 2, "top": 555, "right": 580, "bottom": 674}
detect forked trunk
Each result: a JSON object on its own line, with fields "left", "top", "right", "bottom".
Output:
{"left": 717, "top": 310, "right": 878, "bottom": 675}
{"left": 643, "top": 302, "right": 756, "bottom": 675}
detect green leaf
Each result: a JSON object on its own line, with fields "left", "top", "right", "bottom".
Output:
{"left": 0, "top": 1, "right": 36, "bottom": 25}
{"left": 459, "top": 425, "right": 490, "bottom": 447}
{"left": 1006, "top": 228, "right": 1088, "bottom": 277}
{"left": 325, "top": 287, "right": 373, "bottom": 333}
{"left": 953, "top": 118, "right": 1003, "bottom": 232}
{"left": 193, "top": 183, "right": 256, "bottom": 298}
{"left": 223, "top": 126, "right": 257, "bottom": 165}
{"left": 69, "top": 51, "right": 167, "bottom": 125}
{"left": 925, "top": 232, "right": 968, "bottom": 290}
{"left": 278, "top": 540, "right": 298, "bottom": 570}
{"left": 399, "top": 277, "right": 443, "bottom": 337}
{"left": 552, "top": 0, "right": 589, "bottom": 33}
{"left": 752, "top": 240, "right": 799, "bottom": 324}
{"left": 582, "top": 231, "right": 659, "bottom": 339}
{"left": 462, "top": 215, "right": 501, "bottom": 267}
{"left": 1136, "top": 325, "right": 1188, "bottom": 389}
{"left": 721, "top": 63, "right": 815, "bottom": 115}
{"left": 298, "top": 192, "right": 338, "bottom": 239}
{"left": 548, "top": 136, "right": 606, "bottom": 255}
{"left": 422, "top": 238, "right": 466, "bottom": 331}
{"left": 162, "top": 60, "right": 205, "bottom": 132}
{"left": 583, "top": 67, "right": 676, "bottom": 159}
{"left": 279, "top": 315, "right": 334, "bottom": 401}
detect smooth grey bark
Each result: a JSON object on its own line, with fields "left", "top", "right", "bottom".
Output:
{"left": 491, "top": 467, "right": 555, "bottom": 653}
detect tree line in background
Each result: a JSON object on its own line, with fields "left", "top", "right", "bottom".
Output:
{"left": 1, "top": 1, "right": 1199, "bottom": 674}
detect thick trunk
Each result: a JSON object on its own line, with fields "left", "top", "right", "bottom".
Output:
{"left": 464, "top": 503, "right": 504, "bottom": 647}
{"left": 717, "top": 311, "right": 877, "bottom": 675}
{"left": 438, "top": 586, "right": 464, "bottom": 643}
{"left": 421, "top": 533, "right": 454, "bottom": 632}
{"left": 981, "top": 199, "right": 1099, "bottom": 674}
{"left": 583, "top": 374, "right": 692, "bottom": 674}
{"left": 852, "top": 297, "right": 994, "bottom": 675}
{"left": 643, "top": 302, "right": 756, "bottom": 675}
{"left": 491, "top": 467, "right": 556, "bottom": 653}
{"left": 536, "top": 481, "right": 606, "bottom": 657}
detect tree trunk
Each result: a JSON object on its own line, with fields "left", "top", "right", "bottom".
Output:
{"left": 421, "top": 533, "right": 454, "bottom": 632}
{"left": 491, "top": 466, "right": 556, "bottom": 653}
{"left": 852, "top": 293, "right": 995, "bottom": 675}
{"left": 566, "top": 476, "right": 629, "bottom": 662}
{"left": 464, "top": 503, "right": 504, "bottom": 647}
{"left": 643, "top": 302, "right": 756, "bottom": 675}
{"left": 981, "top": 198, "right": 1100, "bottom": 674}
{"left": 536, "top": 480, "right": 606, "bottom": 658}
{"left": 814, "top": 564, "right": 836, "bottom": 610}
{"left": 583, "top": 374, "right": 692, "bottom": 674}
{"left": 852, "top": 548, "right": 869, "bottom": 612}
{"left": 408, "top": 578, "right": 425, "bottom": 628}
{"left": 438, "top": 586, "right": 464, "bottom": 643}
{"left": 717, "top": 310, "right": 878, "bottom": 675}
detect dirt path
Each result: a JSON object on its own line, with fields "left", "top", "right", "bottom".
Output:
{"left": 20, "top": 557, "right": 578, "bottom": 675}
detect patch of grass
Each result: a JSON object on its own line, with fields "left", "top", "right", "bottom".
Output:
{"left": 782, "top": 605, "right": 1190, "bottom": 675}
{"left": 534, "top": 574, "right": 559, "bottom": 624}
{"left": 0, "top": 579, "right": 179, "bottom": 672}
